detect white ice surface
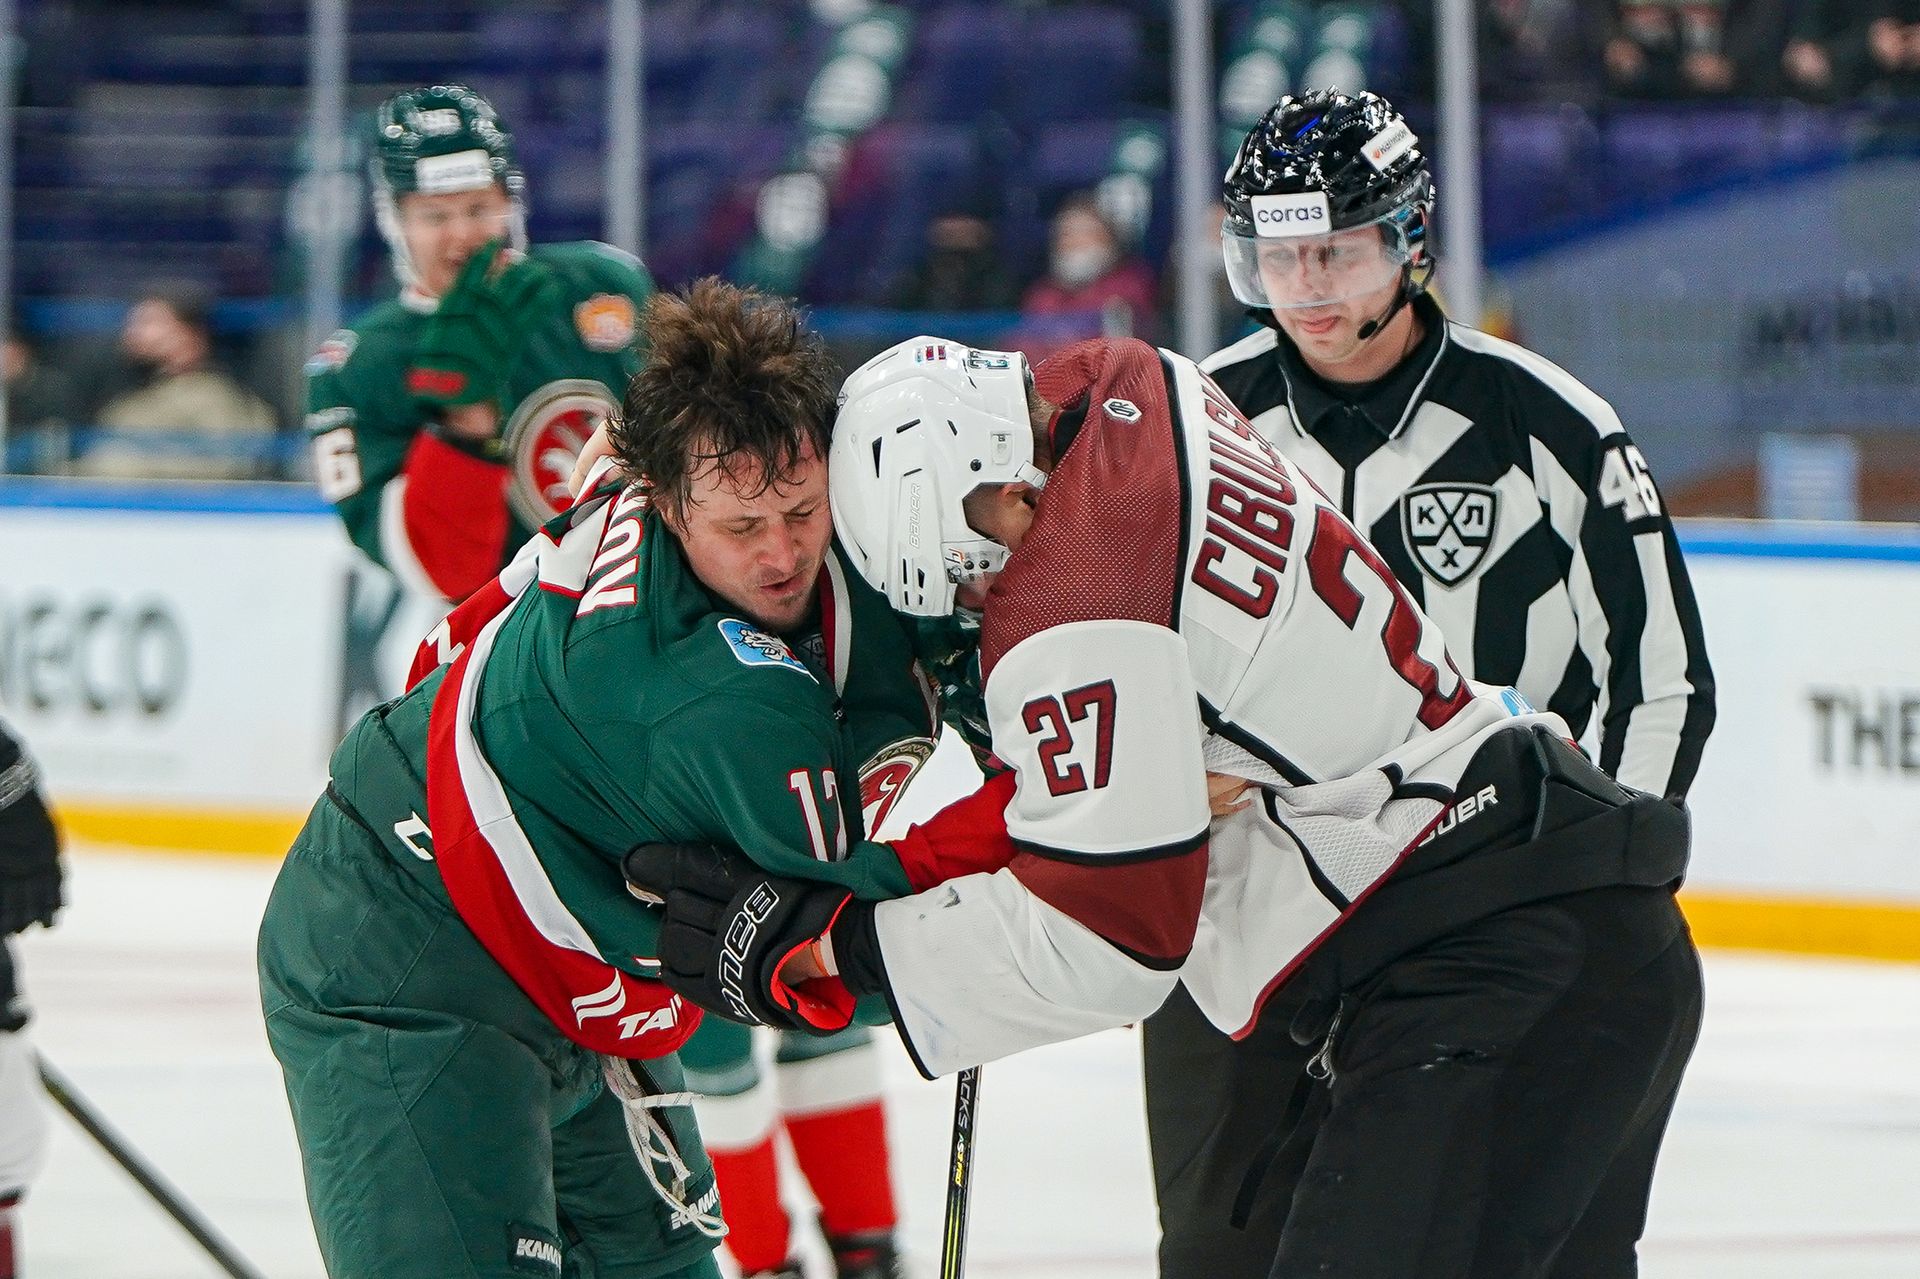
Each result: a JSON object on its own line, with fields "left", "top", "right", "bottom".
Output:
{"left": 13, "top": 847, "right": 1920, "bottom": 1278}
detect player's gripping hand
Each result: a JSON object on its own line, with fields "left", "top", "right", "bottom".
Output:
{"left": 623, "top": 841, "right": 873, "bottom": 1035}
{"left": 568, "top": 421, "right": 621, "bottom": 496}
{"left": 407, "top": 239, "right": 563, "bottom": 410}
{"left": 911, "top": 612, "right": 996, "bottom": 768}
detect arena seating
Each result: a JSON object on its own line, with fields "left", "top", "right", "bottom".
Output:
{"left": 10, "top": 0, "right": 1906, "bottom": 321}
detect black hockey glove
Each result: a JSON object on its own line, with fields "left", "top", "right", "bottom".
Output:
{"left": 0, "top": 735, "right": 63, "bottom": 935}
{"left": 623, "top": 841, "right": 877, "bottom": 1035}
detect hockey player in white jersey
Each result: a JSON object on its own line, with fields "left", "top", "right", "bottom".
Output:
{"left": 1158, "top": 87, "right": 1715, "bottom": 1279}
{"left": 629, "top": 338, "right": 1704, "bottom": 1278}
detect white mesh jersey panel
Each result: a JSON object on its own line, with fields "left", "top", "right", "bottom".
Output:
{"left": 1260, "top": 769, "right": 1425, "bottom": 904}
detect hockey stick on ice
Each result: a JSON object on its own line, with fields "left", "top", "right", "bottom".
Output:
{"left": 939, "top": 1065, "right": 982, "bottom": 1279}
{"left": 37, "top": 1056, "right": 267, "bottom": 1279}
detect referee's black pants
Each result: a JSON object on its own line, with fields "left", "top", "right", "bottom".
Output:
{"left": 1144, "top": 884, "right": 1703, "bottom": 1279}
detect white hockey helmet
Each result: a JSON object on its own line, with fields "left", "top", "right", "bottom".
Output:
{"left": 830, "top": 338, "right": 1045, "bottom": 617}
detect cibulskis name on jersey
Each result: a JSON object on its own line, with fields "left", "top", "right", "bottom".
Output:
{"left": 863, "top": 341, "right": 1571, "bottom": 1077}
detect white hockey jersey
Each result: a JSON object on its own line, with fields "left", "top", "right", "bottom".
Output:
{"left": 870, "top": 340, "right": 1566, "bottom": 1077}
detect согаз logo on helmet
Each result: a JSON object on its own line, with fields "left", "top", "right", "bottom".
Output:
{"left": 1248, "top": 192, "right": 1331, "bottom": 238}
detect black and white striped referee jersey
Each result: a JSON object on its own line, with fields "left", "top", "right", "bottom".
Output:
{"left": 1201, "top": 293, "right": 1715, "bottom": 799}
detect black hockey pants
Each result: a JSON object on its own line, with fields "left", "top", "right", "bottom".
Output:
{"left": 1145, "top": 732, "right": 1704, "bottom": 1279}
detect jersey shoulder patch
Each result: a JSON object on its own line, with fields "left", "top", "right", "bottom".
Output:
{"left": 308, "top": 302, "right": 419, "bottom": 395}
{"left": 574, "top": 293, "right": 638, "bottom": 353}
{"left": 303, "top": 329, "right": 358, "bottom": 377}
{"left": 717, "top": 619, "right": 816, "bottom": 681}
{"left": 858, "top": 736, "right": 938, "bottom": 840}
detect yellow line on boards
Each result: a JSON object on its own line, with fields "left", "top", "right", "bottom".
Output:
{"left": 49, "top": 804, "right": 1920, "bottom": 963}
{"left": 1678, "top": 891, "right": 1920, "bottom": 963}
{"left": 56, "top": 805, "right": 306, "bottom": 858}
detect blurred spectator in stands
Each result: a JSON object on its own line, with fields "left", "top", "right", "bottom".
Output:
{"left": 887, "top": 199, "right": 1020, "bottom": 314}
{"left": 1782, "top": 0, "right": 1874, "bottom": 99}
{"left": 1717, "top": 0, "right": 1796, "bottom": 94}
{"left": 1483, "top": 0, "right": 1608, "bottom": 101}
{"left": 1021, "top": 191, "right": 1159, "bottom": 341}
{"left": 1605, "top": 0, "right": 1737, "bottom": 96}
{"left": 1400, "top": 0, "right": 1606, "bottom": 103}
{"left": 3, "top": 317, "right": 79, "bottom": 475}
{"left": 75, "top": 284, "right": 277, "bottom": 481}
{"left": 1867, "top": 0, "right": 1920, "bottom": 94}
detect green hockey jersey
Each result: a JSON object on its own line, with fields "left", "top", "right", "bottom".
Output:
{"left": 305, "top": 241, "right": 653, "bottom": 601}
{"left": 323, "top": 472, "right": 937, "bottom": 1057}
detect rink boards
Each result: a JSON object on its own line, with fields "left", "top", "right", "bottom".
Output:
{"left": 2, "top": 485, "right": 1917, "bottom": 959}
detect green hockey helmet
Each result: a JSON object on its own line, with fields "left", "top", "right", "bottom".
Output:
{"left": 370, "top": 85, "right": 527, "bottom": 289}
{"left": 373, "top": 84, "right": 521, "bottom": 199}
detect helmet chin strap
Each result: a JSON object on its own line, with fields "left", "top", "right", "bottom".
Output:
{"left": 1355, "top": 264, "right": 1414, "bottom": 342}
{"left": 374, "top": 181, "right": 528, "bottom": 296}
{"left": 1356, "top": 253, "right": 1436, "bottom": 342}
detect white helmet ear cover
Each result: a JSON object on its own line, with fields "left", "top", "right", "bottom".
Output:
{"left": 830, "top": 338, "right": 1044, "bottom": 617}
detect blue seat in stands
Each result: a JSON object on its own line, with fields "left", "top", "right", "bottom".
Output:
{"left": 641, "top": 121, "right": 791, "bottom": 278}
{"left": 1029, "top": 120, "right": 1123, "bottom": 197}
{"left": 1009, "top": 8, "right": 1142, "bottom": 125}
{"left": 807, "top": 123, "right": 984, "bottom": 305}
{"left": 690, "top": 13, "right": 795, "bottom": 123}
{"left": 476, "top": 8, "right": 583, "bottom": 74}
{"left": 895, "top": 6, "right": 1022, "bottom": 123}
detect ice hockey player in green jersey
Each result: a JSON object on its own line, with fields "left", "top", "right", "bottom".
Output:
{"left": 258, "top": 282, "right": 1015, "bottom": 1279}
{"left": 305, "top": 84, "right": 654, "bottom": 603}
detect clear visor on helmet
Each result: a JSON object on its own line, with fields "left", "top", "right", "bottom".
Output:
{"left": 1223, "top": 206, "right": 1413, "bottom": 311}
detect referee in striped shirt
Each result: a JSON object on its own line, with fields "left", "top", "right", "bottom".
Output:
{"left": 1146, "top": 89, "right": 1715, "bottom": 1278}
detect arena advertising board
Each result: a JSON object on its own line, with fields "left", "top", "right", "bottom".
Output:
{"left": 0, "top": 488, "right": 438, "bottom": 851}
{"left": 1, "top": 496, "right": 1916, "bottom": 928}
{"left": 1679, "top": 527, "right": 1920, "bottom": 901}
{"left": 1501, "top": 158, "right": 1920, "bottom": 494}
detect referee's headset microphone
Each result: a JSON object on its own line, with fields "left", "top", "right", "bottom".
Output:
{"left": 1353, "top": 273, "right": 1408, "bottom": 343}
{"left": 1354, "top": 235, "right": 1435, "bottom": 343}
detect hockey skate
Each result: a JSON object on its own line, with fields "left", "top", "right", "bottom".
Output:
{"left": 827, "top": 1227, "right": 908, "bottom": 1279}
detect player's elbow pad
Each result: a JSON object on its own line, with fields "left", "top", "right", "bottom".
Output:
{"left": 1008, "top": 842, "right": 1208, "bottom": 970}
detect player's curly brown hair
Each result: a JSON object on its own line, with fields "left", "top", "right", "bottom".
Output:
{"left": 612, "top": 277, "right": 838, "bottom": 517}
